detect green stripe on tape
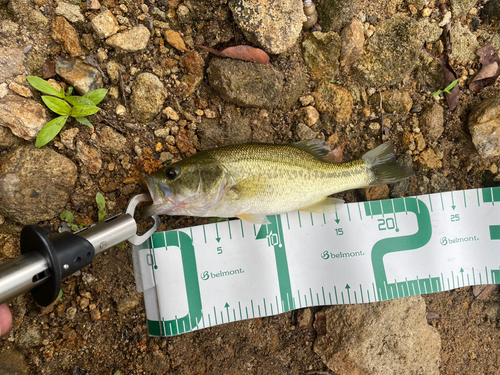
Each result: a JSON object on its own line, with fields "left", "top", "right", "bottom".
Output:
{"left": 490, "top": 225, "right": 500, "bottom": 240}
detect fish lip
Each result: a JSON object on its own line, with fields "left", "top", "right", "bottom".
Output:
{"left": 142, "top": 175, "right": 174, "bottom": 216}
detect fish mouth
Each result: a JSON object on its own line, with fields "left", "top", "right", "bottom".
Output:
{"left": 142, "top": 175, "right": 174, "bottom": 217}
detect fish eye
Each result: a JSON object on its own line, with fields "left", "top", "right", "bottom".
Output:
{"left": 164, "top": 166, "right": 179, "bottom": 180}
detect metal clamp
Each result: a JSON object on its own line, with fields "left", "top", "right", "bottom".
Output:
{"left": 126, "top": 194, "right": 161, "bottom": 245}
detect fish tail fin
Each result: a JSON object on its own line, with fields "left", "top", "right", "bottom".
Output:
{"left": 362, "top": 143, "right": 414, "bottom": 186}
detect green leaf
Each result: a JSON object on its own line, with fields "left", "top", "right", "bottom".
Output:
{"left": 96, "top": 192, "right": 106, "bottom": 210}
{"left": 84, "top": 89, "right": 108, "bottom": 105}
{"left": 98, "top": 211, "right": 106, "bottom": 221}
{"left": 35, "top": 115, "right": 69, "bottom": 148}
{"left": 431, "top": 89, "right": 442, "bottom": 97}
{"left": 58, "top": 289, "right": 63, "bottom": 302}
{"left": 113, "top": 371, "right": 122, "bottom": 375}
{"left": 70, "top": 224, "right": 81, "bottom": 232}
{"left": 70, "top": 104, "right": 100, "bottom": 117}
{"left": 75, "top": 117, "right": 93, "bottom": 128}
{"left": 116, "top": 242, "right": 125, "bottom": 249}
{"left": 42, "top": 96, "right": 72, "bottom": 115}
{"left": 60, "top": 209, "right": 74, "bottom": 223}
{"left": 443, "top": 79, "right": 459, "bottom": 94}
{"left": 26, "top": 76, "right": 63, "bottom": 97}
{"left": 66, "top": 86, "right": 74, "bottom": 96}
{"left": 65, "top": 96, "right": 95, "bottom": 106}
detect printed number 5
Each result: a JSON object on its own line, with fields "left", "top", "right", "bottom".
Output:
{"left": 451, "top": 214, "right": 460, "bottom": 222}
{"left": 217, "top": 247, "right": 222, "bottom": 254}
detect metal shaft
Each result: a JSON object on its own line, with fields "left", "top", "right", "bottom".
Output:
{"left": 0, "top": 252, "right": 49, "bottom": 303}
{"left": 0, "top": 214, "right": 137, "bottom": 305}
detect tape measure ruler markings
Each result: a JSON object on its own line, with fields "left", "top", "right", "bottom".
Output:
{"left": 132, "top": 187, "right": 500, "bottom": 337}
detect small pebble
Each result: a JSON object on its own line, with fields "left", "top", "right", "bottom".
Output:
{"left": 164, "top": 106, "right": 180, "bottom": 121}
{"left": 116, "top": 104, "right": 126, "bottom": 115}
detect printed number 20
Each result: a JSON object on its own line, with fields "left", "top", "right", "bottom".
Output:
{"left": 378, "top": 218, "right": 395, "bottom": 231}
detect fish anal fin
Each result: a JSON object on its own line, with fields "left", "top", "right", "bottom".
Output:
{"left": 237, "top": 213, "right": 271, "bottom": 225}
{"left": 299, "top": 197, "right": 344, "bottom": 213}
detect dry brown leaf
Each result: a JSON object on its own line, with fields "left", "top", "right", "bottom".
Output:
{"left": 195, "top": 45, "right": 270, "bottom": 65}
{"left": 324, "top": 142, "right": 347, "bottom": 163}
{"left": 440, "top": 54, "right": 460, "bottom": 111}
{"left": 469, "top": 42, "right": 500, "bottom": 93}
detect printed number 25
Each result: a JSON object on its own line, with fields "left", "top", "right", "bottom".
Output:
{"left": 451, "top": 214, "right": 460, "bottom": 222}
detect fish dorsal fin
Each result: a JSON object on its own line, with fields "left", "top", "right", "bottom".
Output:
{"left": 290, "top": 139, "right": 332, "bottom": 161}
{"left": 298, "top": 197, "right": 344, "bottom": 213}
{"left": 237, "top": 213, "right": 271, "bottom": 225}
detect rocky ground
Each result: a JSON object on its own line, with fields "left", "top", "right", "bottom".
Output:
{"left": 1, "top": 0, "right": 500, "bottom": 374}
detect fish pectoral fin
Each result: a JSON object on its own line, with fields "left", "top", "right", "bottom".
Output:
{"left": 232, "top": 174, "right": 269, "bottom": 197}
{"left": 237, "top": 213, "right": 271, "bottom": 225}
{"left": 298, "top": 197, "right": 344, "bottom": 213}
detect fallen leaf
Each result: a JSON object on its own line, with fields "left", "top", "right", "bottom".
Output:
{"left": 469, "top": 42, "right": 500, "bottom": 93}
{"left": 440, "top": 54, "right": 460, "bottom": 110}
{"left": 42, "top": 58, "right": 56, "bottom": 79}
{"left": 165, "top": 30, "right": 188, "bottom": 52}
{"left": 324, "top": 141, "right": 347, "bottom": 163}
{"left": 195, "top": 45, "right": 270, "bottom": 65}
{"left": 473, "top": 284, "right": 499, "bottom": 300}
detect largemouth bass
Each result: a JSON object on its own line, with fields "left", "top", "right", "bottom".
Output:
{"left": 143, "top": 140, "right": 413, "bottom": 224}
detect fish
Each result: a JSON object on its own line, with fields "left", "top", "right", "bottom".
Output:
{"left": 143, "top": 140, "right": 413, "bottom": 224}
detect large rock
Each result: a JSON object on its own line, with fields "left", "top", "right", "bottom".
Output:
{"left": 105, "top": 25, "right": 150, "bottom": 52}
{"left": 0, "top": 47, "right": 27, "bottom": 81}
{"left": 51, "top": 16, "right": 83, "bottom": 57}
{"left": 228, "top": 0, "right": 306, "bottom": 54}
{"left": 354, "top": 16, "right": 425, "bottom": 87}
{"left": 0, "top": 95, "right": 47, "bottom": 140}
{"left": 450, "top": 23, "right": 479, "bottom": 62}
{"left": 312, "top": 80, "right": 353, "bottom": 123}
{"left": 340, "top": 19, "right": 365, "bottom": 71}
{"left": 302, "top": 31, "right": 341, "bottom": 80}
{"left": 468, "top": 95, "right": 500, "bottom": 158}
{"left": 314, "top": 296, "right": 441, "bottom": 375}
{"left": 130, "top": 73, "right": 166, "bottom": 123}
{"left": 317, "top": 0, "right": 362, "bottom": 32}
{"left": 207, "top": 58, "right": 284, "bottom": 109}
{"left": 0, "top": 146, "right": 77, "bottom": 225}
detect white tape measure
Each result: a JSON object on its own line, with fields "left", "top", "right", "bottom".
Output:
{"left": 132, "top": 187, "right": 500, "bottom": 337}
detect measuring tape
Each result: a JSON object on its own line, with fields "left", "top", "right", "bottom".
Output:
{"left": 132, "top": 187, "right": 500, "bottom": 337}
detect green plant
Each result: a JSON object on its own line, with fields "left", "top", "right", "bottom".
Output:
{"left": 26, "top": 76, "right": 107, "bottom": 148}
{"left": 60, "top": 209, "right": 83, "bottom": 232}
{"left": 432, "top": 79, "right": 459, "bottom": 97}
{"left": 58, "top": 289, "right": 63, "bottom": 303}
{"left": 95, "top": 192, "right": 106, "bottom": 221}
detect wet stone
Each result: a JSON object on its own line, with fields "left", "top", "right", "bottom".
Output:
{"left": 0, "top": 127, "right": 21, "bottom": 148}
{"left": 354, "top": 16, "right": 424, "bottom": 86}
{"left": 130, "top": 72, "right": 166, "bottom": 123}
{"left": 468, "top": 95, "right": 500, "bottom": 158}
{"left": 420, "top": 103, "right": 444, "bottom": 141}
{"left": 76, "top": 140, "right": 102, "bottom": 175}
{"left": 314, "top": 296, "right": 441, "bottom": 375}
{"left": 312, "top": 81, "right": 353, "bottom": 123}
{"left": 91, "top": 9, "right": 119, "bottom": 39}
{"left": 59, "top": 127, "right": 79, "bottom": 150}
{"left": 56, "top": 57, "right": 103, "bottom": 95}
{"left": 419, "top": 148, "right": 442, "bottom": 169}
{"left": 228, "top": 0, "right": 305, "bottom": 54}
{"left": 302, "top": 31, "right": 341, "bottom": 80}
{"left": 105, "top": 25, "right": 150, "bottom": 52}
{"left": 98, "top": 126, "right": 126, "bottom": 154}
{"left": 55, "top": 2, "right": 85, "bottom": 23}
{"left": 295, "top": 122, "right": 316, "bottom": 140}
{"left": 51, "top": 16, "right": 83, "bottom": 57}
{"left": 207, "top": 58, "right": 284, "bottom": 109}
{"left": 0, "top": 47, "right": 27, "bottom": 82}
{"left": 295, "top": 106, "right": 320, "bottom": 127}
{"left": 0, "top": 95, "right": 47, "bottom": 140}
{"left": 0, "top": 146, "right": 77, "bottom": 225}
{"left": 340, "top": 19, "right": 364, "bottom": 72}
{"left": 164, "top": 29, "right": 188, "bottom": 52}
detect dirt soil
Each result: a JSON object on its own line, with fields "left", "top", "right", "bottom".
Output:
{"left": 1, "top": 0, "right": 500, "bottom": 374}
